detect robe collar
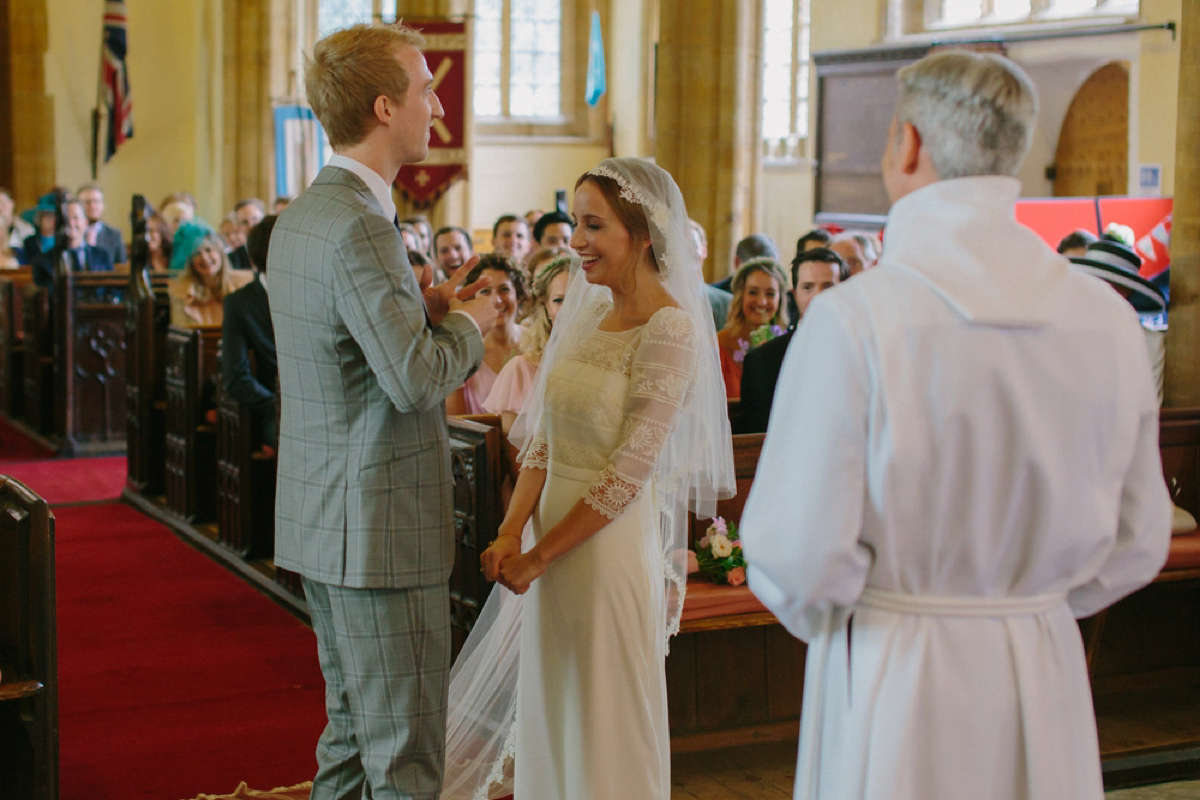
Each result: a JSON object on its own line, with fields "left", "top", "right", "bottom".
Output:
{"left": 880, "top": 176, "right": 1068, "bottom": 327}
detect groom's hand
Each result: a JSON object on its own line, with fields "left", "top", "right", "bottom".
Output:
{"left": 425, "top": 256, "right": 497, "bottom": 332}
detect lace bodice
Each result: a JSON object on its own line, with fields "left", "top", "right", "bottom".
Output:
{"left": 521, "top": 305, "right": 697, "bottom": 518}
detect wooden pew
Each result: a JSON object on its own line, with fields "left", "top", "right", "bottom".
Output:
{"left": 447, "top": 415, "right": 505, "bottom": 659}
{"left": 125, "top": 267, "right": 171, "bottom": 495}
{"left": 20, "top": 285, "right": 52, "bottom": 435}
{"left": 52, "top": 272, "right": 128, "bottom": 456}
{"left": 0, "top": 475, "right": 58, "bottom": 800}
{"left": 164, "top": 325, "right": 221, "bottom": 523}
{"left": 216, "top": 383, "right": 277, "bottom": 560}
{"left": 0, "top": 268, "right": 33, "bottom": 419}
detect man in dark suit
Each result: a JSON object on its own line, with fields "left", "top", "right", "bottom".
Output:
{"left": 33, "top": 199, "right": 113, "bottom": 287}
{"left": 221, "top": 215, "right": 279, "bottom": 451}
{"left": 226, "top": 198, "right": 266, "bottom": 272}
{"left": 737, "top": 247, "right": 844, "bottom": 434}
{"left": 269, "top": 22, "right": 497, "bottom": 800}
{"left": 78, "top": 183, "right": 127, "bottom": 264}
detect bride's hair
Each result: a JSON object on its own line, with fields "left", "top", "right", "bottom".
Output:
{"left": 574, "top": 173, "right": 658, "bottom": 271}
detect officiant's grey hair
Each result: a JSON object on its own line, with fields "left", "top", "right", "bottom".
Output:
{"left": 894, "top": 51, "right": 1038, "bottom": 180}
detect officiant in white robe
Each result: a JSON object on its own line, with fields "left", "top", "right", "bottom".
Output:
{"left": 741, "top": 51, "right": 1172, "bottom": 800}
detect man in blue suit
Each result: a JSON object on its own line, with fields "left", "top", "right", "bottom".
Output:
{"left": 32, "top": 199, "right": 112, "bottom": 287}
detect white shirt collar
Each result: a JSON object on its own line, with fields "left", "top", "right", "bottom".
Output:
{"left": 327, "top": 153, "right": 397, "bottom": 223}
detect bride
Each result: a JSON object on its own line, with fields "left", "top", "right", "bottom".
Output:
{"left": 441, "top": 157, "right": 734, "bottom": 799}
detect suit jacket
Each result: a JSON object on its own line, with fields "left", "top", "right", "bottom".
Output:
{"left": 227, "top": 244, "right": 252, "bottom": 272}
{"left": 32, "top": 242, "right": 113, "bottom": 288}
{"left": 221, "top": 274, "right": 278, "bottom": 446}
{"left": 737, "top": 328, "right": 794, "bottom": 434}
{"left": 91, "top": 222, "right": 127, "bottom": 265}
{"left": 269, "top": 165, "right": 484, "bottom": 589}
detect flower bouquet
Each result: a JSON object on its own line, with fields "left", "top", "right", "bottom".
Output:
{"left": 693, "top": 517, "right": 746, "bottom": 586}
{"left": 731, "top": 324, "right": 787, "bottom": 364}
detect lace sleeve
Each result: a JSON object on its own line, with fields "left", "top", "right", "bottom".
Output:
{"left": 585, "top": 308, "right": 697, "bottom": 518}
{"left": 520, "top": 435, "right": 549, "bottom": 470}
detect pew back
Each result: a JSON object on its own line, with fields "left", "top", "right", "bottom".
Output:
{"left": 0, "top": 475, "right": 58, "bottom": 800}
{"left": 164, "top": 325, "right": 221, "bottom": 522}
{"left": 125, "top": 268, "right": 171, "bottom": 494}
{"left": 53, "top": 272, "right": 128, "bottom": 455}
{"left": 216, "top": 377, "right": 276, "bottom": 560}
{"left": 0, "top": 269, "right": 33, "bottom": 419}
{"left": 20, "top": 286, "right": 52, "bottom": 435}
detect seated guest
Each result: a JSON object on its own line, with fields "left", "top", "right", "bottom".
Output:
{"left": 830, "top": 230, "right": 879, "bottom": 275}
{"left": 21, "top": 196, "right": 59, "bottom": 269}
{"left": 144, "top": 212, "right": 172, "bottom": 271}
{"left": 492, "top": 213, "right": 531, "bottom": 263}
{"left": 402, "top": 214, "right": 433, "bottom": 257}
{"left": 532, "top": 210, "right": 573, "bottom": 250}
{"left": 712, "top": 233, "right": 782, "bottom": 293}
{"left": 227, "top": 198, "right": 266, "bottom": 271}
{"left": 445, "top": 253, "right": 527, "bottom": 415}
{"left": 220, "top": 213, "right": 246, "bottom": 250}
{"left": 168, "top": 220, "right": 253, "bottom": 325}
{"left": 272, "top": 196, "right": 291, "bottom": 213}
{"left": 690, "top": 218, "right": 732, "bottom": 331}
{"left": 524, "top": 208, "right": 545, "bottom": 229}
{"left": 1068, "top": 239, "right": 1167, "bottom": 404}
{"left": 396, "top": 222, "right": 421, "bottom": 253}
{"left": 1057, "top": 228, "right": 1098, "bottom": 257}
{"left": 1, "top": 188, "right": 34, "bottom": 251}
{"left": 32, "top": 199, "right": 113, "bottom": 287}
{"left": 484, "top": 254, "right": 571, "bottom": 434}
{"left": 433, "top": 225, "right": 474, "bottom": 283}
{"left": 407, "top": 248, "right": 432, "bottom": 284}
{"left": 160, "top": 198, "right": 195, "bottom": 235}
{"left": 738, "top": 247, "right": 845, "bottom": 433}
{"left": 77, "top": 182, "right": 127, "bottom": 264}
{"left": 222, "top": 215, "right": 279, "bottom": 451}
{"left": 795, "top": 227, "right": 833, "bottom": 258}
{"left": 716, "top": 256, "right": 790, "bottom": 399}
{"left": 522, "top": 245, "right": 570, "bottom": 290}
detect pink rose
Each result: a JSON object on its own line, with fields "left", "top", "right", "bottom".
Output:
{"left": 686, "top": 550, "right": 699, "bottom": 574}
{"left": 727, "top": 567, "right": 746, "bottom": 587}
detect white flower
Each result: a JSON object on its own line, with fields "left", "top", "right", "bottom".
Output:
{"left": 710, "top": 533, "right": 733, "bottom": 558}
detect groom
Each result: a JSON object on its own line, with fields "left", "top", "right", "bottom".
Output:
{"left": 269, "top": 23, "right": 497, "bottom": 800}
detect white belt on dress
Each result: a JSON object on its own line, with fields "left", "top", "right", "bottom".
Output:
{"left": 856, "top": 586, "right": 1067, "bottom": 617}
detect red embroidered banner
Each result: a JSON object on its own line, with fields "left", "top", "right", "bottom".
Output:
{"left": 395, "top": 20, "right": 468, "bottom": 209}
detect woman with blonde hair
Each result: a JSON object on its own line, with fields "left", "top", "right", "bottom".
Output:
{"left": 716, "top": 257, "right": 790, "bottom": 398}
{"left": 168, "top": 220, "right": 252, "bottom": 326}
{"left": 483, "top": 253, "right": 571, "bottom": 433}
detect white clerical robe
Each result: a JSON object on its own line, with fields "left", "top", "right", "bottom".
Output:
{"left": 741, "top": 176, "right": 1172, "bottom": 800}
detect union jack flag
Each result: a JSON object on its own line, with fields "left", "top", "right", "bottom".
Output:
{"left": 101, "top": 1, "right": 133, "bottom": 161}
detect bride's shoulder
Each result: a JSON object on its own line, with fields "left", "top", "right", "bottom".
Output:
{"left": 644, "top": 304, "right": 695, "bottom": 338}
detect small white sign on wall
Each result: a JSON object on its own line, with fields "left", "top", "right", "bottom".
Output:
{"left": 1137, "top": 164, "right": 1163, "bottom": 197}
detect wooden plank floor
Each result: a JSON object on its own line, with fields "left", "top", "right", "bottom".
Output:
{"left": 671, "top": 740, "right": 1200, "bottom": 799}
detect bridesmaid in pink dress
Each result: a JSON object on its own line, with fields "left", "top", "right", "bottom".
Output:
{"left": 484, "top": 254, "right": 572, "bottom": 433}
{"left": 446, "top": 253, "right": 528, "bottom": 415}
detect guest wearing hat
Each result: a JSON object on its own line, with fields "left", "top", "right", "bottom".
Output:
{"left": 20, "top": 195, "right": 60, "bottom": 269}
{"left": 168, "top": 219, "right": 253, "bottom": 326}
{"left": 1069, "top": 239, "right": 1166, "bottom": 404}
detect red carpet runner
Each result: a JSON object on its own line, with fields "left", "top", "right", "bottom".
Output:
{"left": 2, "top": 455, "right": 126, "bottom": 504}
{"left": 0, "top": 415, "right": 56, "bottom": 462}
{"left": 55, "top": 502, "right": 326, "bottom": 799}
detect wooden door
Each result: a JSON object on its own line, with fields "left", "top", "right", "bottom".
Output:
{"left": 1053, "top": 62, "right": 1129, "bottom": 197}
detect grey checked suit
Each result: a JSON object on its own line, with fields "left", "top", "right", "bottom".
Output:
{"left": 269, "top": 165, "right": 484, "bottom": 800}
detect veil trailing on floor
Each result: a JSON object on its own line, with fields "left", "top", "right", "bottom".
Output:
{"left": 442, "top": 157, "right": 736, "bottom": 800}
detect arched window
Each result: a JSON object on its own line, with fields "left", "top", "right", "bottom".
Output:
{"left": 894, "top": 0, "right": 1140, "bottom": 34}
{"left": 761, "top": 0, "right": 810, "bottom": 162}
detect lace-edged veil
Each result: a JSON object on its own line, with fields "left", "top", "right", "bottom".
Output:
{"left": 442, "top": 157, "right": 736, "bottom": 800}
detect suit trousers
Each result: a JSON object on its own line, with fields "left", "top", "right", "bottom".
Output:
{"left": 304, "top": 578, "right": 451, "bottom": 800}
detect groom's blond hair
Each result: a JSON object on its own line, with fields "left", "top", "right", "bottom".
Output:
{"left": 305, "top": 22, "right": 425, "bottom": 150}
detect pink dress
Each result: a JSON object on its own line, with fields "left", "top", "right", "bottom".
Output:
{"left": 482, "top": 354, "right": 538, "bottom": 416}
{"left": 462, "top": 328, "right": 524, "bottom": 414}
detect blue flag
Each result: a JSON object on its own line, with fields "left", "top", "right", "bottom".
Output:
{"left": 585, "top": 10, "right": 606, "bottom": 107}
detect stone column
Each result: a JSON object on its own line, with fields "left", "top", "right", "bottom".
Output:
{"left": 223, "top": 0, "right": 275, "bottom": 210}
{"left": 1164, "top": 5, "right": 1199, "bottom": 407}
{"left": 0, "top": 0, "right": 56, "bottom": 208}
{"left": 655, "top": 0, "right": 762, "bottom": 281}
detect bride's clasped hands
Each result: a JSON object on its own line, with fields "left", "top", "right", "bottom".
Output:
{"left": 481, "top": 527, "right": 545, "bottom": 594}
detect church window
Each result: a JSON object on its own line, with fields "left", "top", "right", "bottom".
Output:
{"left": 474, "top": 0, "right": 563, "bottom": 120}
{"left": 761, "top": 0, "right": 811, "bottom": 163}
{"left": 904, "top": 0, "right": 1140, "bottom": 34}
{"left": 317, "top": 0, "right": 397, "bottom": 38}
